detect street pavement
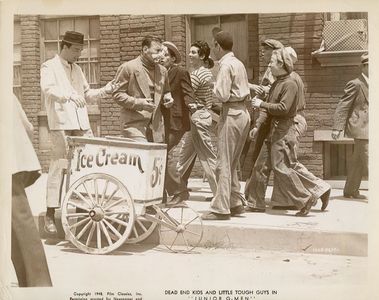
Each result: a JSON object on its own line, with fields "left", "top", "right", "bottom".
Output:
{"left": 26, "top": 175, "right": 368, "bottom": 257}
{"left": 5, "top": 175, "right": 373, "bottom": 300}
{"left": 9, "top": 243, "right": 369, "bottom": 300}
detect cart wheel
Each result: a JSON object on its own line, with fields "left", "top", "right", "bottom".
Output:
{"left": 125, "top": 212, "right": 158, "bottom": 244}
{"left": 61, "top": 173, "right": 135, "bottom": 254}
{"left": 108, "top": 211, "right": 158, "bottom": 244}
{"left": 158, "top": 204, "right": 203, "bottom": 253}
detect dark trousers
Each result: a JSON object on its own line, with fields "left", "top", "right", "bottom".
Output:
{"left": 164, "top": 129, "right": 193, "bottom": 197}
{"left": 344, "top": 139, "right": 368, "bottom": 196}
{"left": 245, "top": 116, "right": 329, "bottom": 209}
{"left": 12, "top": 173, "right": 52, "bottom": 287}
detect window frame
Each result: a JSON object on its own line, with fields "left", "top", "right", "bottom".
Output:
{"left": 40, "top": 16, "right": 101, "bottom": 89}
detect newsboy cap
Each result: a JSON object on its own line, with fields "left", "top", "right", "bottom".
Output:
{"left": 163, "top": 41, "right": 181, "bottom": 63}
{"left": 261, "top": 39, "right": 284, "bottom": 50}
{"left": 361, "top": 52, "right": 368, "bottom": 64}
{"left": 62, "top": 31, "right": 84, "bottom": 45}
{"left": 284, "top": 46, "right": 298, "bottom": 64}
{"left": 273, "top": 48, "right": 293, "bottom": 74}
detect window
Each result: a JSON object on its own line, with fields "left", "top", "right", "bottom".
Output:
{"left": 313, "top": 12, "right": 368, "bottom": 66}
{"left": 325, "top": 12, "right": 368, "bottom": 21}
{"left": 13, "top": 20, "right": 22, "bottom": 101}
{"left": 40, "top": 16, "right": 101, "bottom": 92}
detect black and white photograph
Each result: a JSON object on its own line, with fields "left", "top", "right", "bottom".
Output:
{"left": 0, "top": 0, "right": 378, "bottom": 299}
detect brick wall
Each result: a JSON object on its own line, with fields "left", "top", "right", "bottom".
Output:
{"left": 257, "top": 13, "right": 361, "bottom": 177}
{"left": 240, "top": 14, "right": 260, "bottom": 179}
{"left": 120, "top": 15, "right": 165, "bottom": 62}
{"left": 19, "top": 15, "right": 44, "bottom": 166}
{"left": 17, "top": 13, "right": 358, "bottom": 179}
{"left": 99, "top": 15, "right": 122, "bottom": 137}
{"left": 166, "top": 15, "right": 187, "bottom": 68}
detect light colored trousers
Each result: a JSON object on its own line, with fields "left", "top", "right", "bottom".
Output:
{"left": 177, "top": 109, "right": 217, "bottom": 195}
{"left": 46, "top": 129, "right": 93, "bottom": 208}
{"left": 210, "top": 102, "right": 250, "bottom": 214}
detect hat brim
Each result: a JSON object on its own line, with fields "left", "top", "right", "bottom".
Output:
{"left": 163, "top": 43, "right": 181, "bottom": 64}
{"left": 62, "top": 39, "right": 84, "bottom": 46}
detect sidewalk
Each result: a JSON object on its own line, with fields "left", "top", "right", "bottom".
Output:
{"left": 27, "top": 175, "right": 368, "bottom": 257}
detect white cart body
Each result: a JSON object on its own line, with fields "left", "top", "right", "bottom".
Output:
{"left": 66, "top": 136, "right": 167, "bottom": 211}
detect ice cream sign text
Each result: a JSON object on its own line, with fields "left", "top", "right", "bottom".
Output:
{"left": 75, "top": 147, "right": 145, "bottom": 174}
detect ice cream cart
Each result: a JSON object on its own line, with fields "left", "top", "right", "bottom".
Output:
{"left": 59, "top": 136, "right": 203, "bottom": 254}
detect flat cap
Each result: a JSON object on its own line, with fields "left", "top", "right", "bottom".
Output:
{"left": 273, "top": 48, "right": 293, "bottom": 74}
{"left": 261, "top": 39, "right": 284, "bottom": 50}
{"left": 284, "top": 46, "right": 298, "bottom": 64}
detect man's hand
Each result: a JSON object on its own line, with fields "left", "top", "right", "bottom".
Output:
{"left": 141, "top": 98, "right": 156, "bottom": 112}
{"left": 163, "top": 93, "right": 174, "bottom": 108}
{"left": 249, "top": 84, "right": 267, "bottom": 98}
{"left": 249, "top": 84, "right": 264, "bottom": 95}
{"left": 249, "top": 127, "right": 258, "bottom": 141}
{"left": 188, "top": 103, "right": 197, "bottom": 114}
{"left": 104, "top": 79, "right": 121, "bottom": 94}
{"left": 251, "top": 96, "right": 263, "bottom": 108}
{"left": 331, "top": 130, "right": 342, "bottom": 140}
{"left": 70, "top": 94, "right": 86, "bottom": 108}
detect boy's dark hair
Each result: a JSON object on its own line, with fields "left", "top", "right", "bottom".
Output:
{"left": 215, "top": 31, "right": 233, "bottom": 51}
{"left": 60, "top": 41, "right": 72, "bottom": 51}
{"left": 142, "top": 35, "right": 162, "bottom": 49}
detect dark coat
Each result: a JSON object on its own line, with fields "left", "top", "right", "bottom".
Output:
{"left": 333, "top": 75, "right": 368, "bottom": 139}
{"left": 162, "top": 65, "right": 195, "bottom": 132}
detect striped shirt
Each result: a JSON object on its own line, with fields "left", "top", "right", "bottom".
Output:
{"left": 190, "top": 66, "right": 213, "bottom": 109}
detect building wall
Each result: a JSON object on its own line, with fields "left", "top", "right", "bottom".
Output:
{"left": 19, "top": 16, "right": 44, "bottom": 166}
{"left": 16, "top": 13, "right": 361, "bottom": 178}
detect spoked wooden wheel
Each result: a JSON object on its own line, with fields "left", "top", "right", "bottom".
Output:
{"left": 61, "top": 173, "right": 135, "bottom": 254}
{"left": 108, "top": 210, "right": 158, "bottom": 244}
{"left": 124, "top": 212, "right": 158, "bottom": 244}
{"left": 158, "top": 204, "right": 203, "bottom": 253}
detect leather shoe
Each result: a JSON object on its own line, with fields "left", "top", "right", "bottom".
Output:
{"left": 201, "top": 211, "right": 231, "bottom": 220}
{"left": 230, "top": 205, "right": 245, "bottom": 216}
{"left": 272, "top": 205, "right": 297, "bottom": 210}
{"left": 246, "top": 207, "right": 266, "bottom": 213}
{"left": 165, "top": 191, "right": 189, "bottom": 207}
{"left": 44, "top": 215, "right": 57, "bottom": 235}
{"left": 296, "top": 197, "right": 316, "bottom": 217}
{"left": 343, "top": 193, "right": 367, "bottom": 200}
{"left": 320, "top": 188, "right": 331, "bottom": 211}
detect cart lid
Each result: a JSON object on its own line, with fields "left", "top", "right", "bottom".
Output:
{"left": 67, "top": 136, "right": 167, "bottom": 150}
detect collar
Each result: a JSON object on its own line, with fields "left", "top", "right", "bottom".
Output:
{"left": 58, "top": 54, "right": 73, "bottom": 68}
{"left": 218, "top": 51, "right": 234, "bottom": 64}
{"left": 140, "top": 54, "right": 155, "bottom": 70}
{"left": 276, "top": 73, "right": 291, "bottom": 81}
{"left": 362, "top": 73, "right": 368, "bottom": 85}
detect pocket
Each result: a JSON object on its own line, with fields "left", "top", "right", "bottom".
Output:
{"left": 192, "top": 109, "right": 211, "bottom": 120}
{"left": 226, "top": 107, "right": 242, "bottom": 116}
